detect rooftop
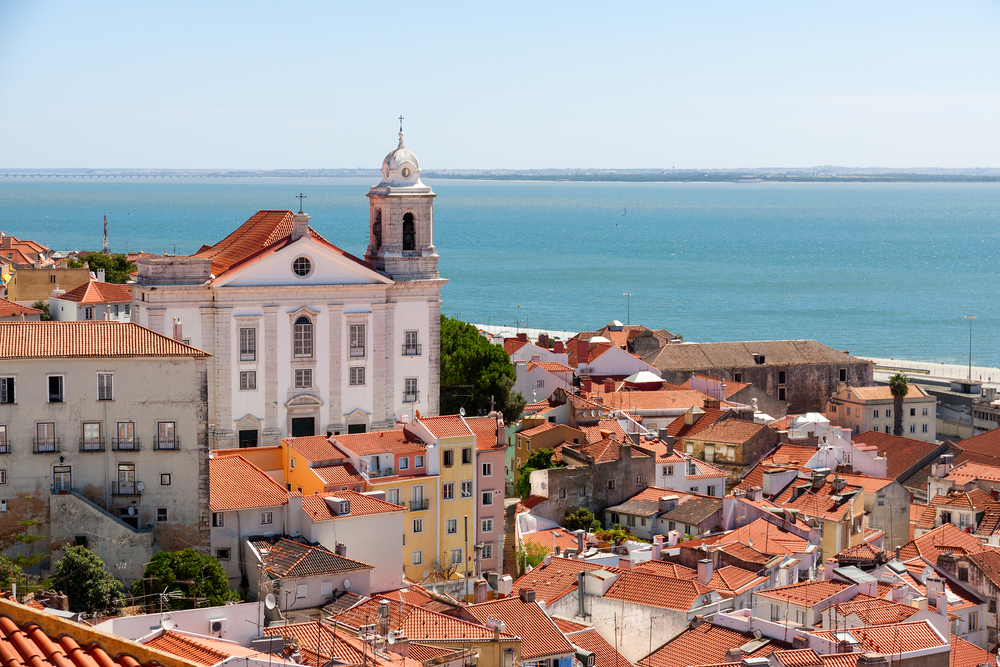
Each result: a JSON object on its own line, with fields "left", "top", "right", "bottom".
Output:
{"left": 418, "top": 415, "right": 474, "bottom": 439}
{"left": 512, "top": 557, "right": 614, "bottom": 603}
{"left": 300, "top": 489, "right": 406, "bottom": 522}
{"left": 0, "top": 297, "right": 42, "bottom": 318}
{"left": 810, "top": 621, "right": 946, "bottom": 653}
{"left": 330, "top": 429, "right": 426, "bottom": 457}
{"left": 466, "top": 595, "right": 574, "bottom": 660}
{"left": 209, "top": 455, "right": 288, "bottom": 511}
{"left": 329, "top": 597, "right": 515, "bottom": 642}
{"left": 603, "top": 570, "right": 715, "bottom": 610}
{"left": 251, "top": 537, "right": 373, "bottom": 578}
{"left": 754, "top": 580, "right": 851, "bottom": 606}
{"left": 683, "top": 419, "right": 771, "bottom": 445}
{"left": 564, "top": 628, "right": 630, "bottom": 667}
{"left": 56, "top": 279, "right": 132, "bottom": 304}
{"left": 642, "top": 340, "right": 866, "bottom": 370}
{"left": 638, "top": 621, "right": 792, "bottom": 667}
{"left": 0, "top": 321, "right": 209, "bottom": 359}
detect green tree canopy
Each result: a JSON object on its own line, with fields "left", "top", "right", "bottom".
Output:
{"left": 68, "top": 253, "right": 136, "bottom": 284}
{"left": 52, "top": 546, "right": 124, "bottom": 614}
{"left": 514, "top": 448, "right": 565, "bottom": 498}
{"left": 132, "top": 549, "right": 239, "bottom": 610}
{"left": 564, "top": 507, "right": 601, "bottom": 532}
{"left": 440, "top": 315, "right": 526, "bottom": 421}
{"left": 889, "top": 372, "right": 909, "bottom": 436}
{"left": 30, "top": 301, "right": 52, "bottom": 321}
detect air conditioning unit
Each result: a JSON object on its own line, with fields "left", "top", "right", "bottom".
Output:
{"left": 359, "top": 624, "right": 377, "bottom": 637}
{"left": 209, "top": 618, "right": 228, "bottom": 634}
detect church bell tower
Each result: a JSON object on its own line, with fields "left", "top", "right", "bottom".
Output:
{"left": 365, "top": 127, "right": 439, "bottom": 281}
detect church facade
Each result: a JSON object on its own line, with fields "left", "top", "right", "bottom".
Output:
{"left": 132, "top": 133, "right": 445, "bottom": 448}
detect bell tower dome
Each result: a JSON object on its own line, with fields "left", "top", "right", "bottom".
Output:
{"left": 365, "top": 129, "right": 438, "bottom": 281}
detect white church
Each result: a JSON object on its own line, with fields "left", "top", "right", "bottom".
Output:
{"left": 133, "top": 132, "right": 445, "bottom": 447}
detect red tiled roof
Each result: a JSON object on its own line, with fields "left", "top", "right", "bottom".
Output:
{"left": 312, "top": 463, "right": 367, "bottom": 487}
{"left": 899, "top": 521, "right": 998, "bottom": 561}
{"left": 56, "top": 279, "right": 132, "bottom": 304}
{"left": 845, "top": 385, "right": 929, "bottom": 401}
{"left": 603, "top": 570, "right": 714, "bottom": 610}
{"left": 664, "top": 408, "right": 729, "bottom": 440}
{"left": 820, "top": 655, "right": 862, "bottom": 667}
{"left": 772, "top": 478, "right": 862, "bottom": 523}
{"left": 528, "top": 361, "right": 575, "bottom": 374}
{"left": 684, "top": 517, "right": 809, "bottom": 558}
{"left": 466, "top": 596, "right": 574, "bottom": 660}
{"left": 824, "top": 597, "right": 919, "bottom": 625}
{"left": 330, "top": 429, "right": 426, "bottom": 457}
{"left": 634, "top": 560, "right": 697, "bottom": 579}
{"left": 834, "top": 541, "right": 886, "bottom": 563}
{"left": 825, "top": 472, "right": 894, "bottom": 493}
{"left": 464, "top": 416, "right": 507, "bottom": 451}
{"left": 551, "top": 617, "right": 590, "bottom": 633}
{"left": 209, "top": 455, "right": 288, "bottom": 511}
{"left": 0, "top": 298, "right": 41, "bottom": 317}
{"left": 143, "top": 631, "right": 260, "bottom": 665}
{"left": 705, "top": 565, "right": 768, "bottom": 596}
{"left": 285, "top": 435, "right": 343, "bottom": 462}
{"left": 581, "top": 420, "right": 628, "bottom": 445}
{"left": 0, "top": 321, "right": 209, "bottom": 359}
{"left": 601, "top": 390, "right": 725, "bottom": 412}
{"left": 951, "top": 634, "right": 992, "bottom": 667}
{"left": 684, "top": 419, "right": 771, "bottom": 445}
{"left": 419, "top": 415, "right": 474, "bottom": 439}
{"left": 772, "top": 649, "right": 823, "bottom": 667}
{"left": 957, "top": 428, "right": 1000, "bottom": 459}
{"left": 638, "top": 622, "right": 792, "bottom": 667}
{"left": 520, "top": 421, "right": 581, "bottom": 439}
{"left": 512, "top": 557, "right": 613, "bottom": 603}
{"left": 264, "top": 620, "right": 418, "bottom": 667}
{"left": 563, "top": 628, "right": 630, "bottom": 667}
{"left": 300, "top": 489, "right": 406, "bottom": 522}
{"left": 194, "top": 210, "right": 295, "bottom": 275}
{"left": 504, "top": 338, "right": 528, "bottom": 356}
{"left": 946, "top": 460, "right": 1000, "bottom": 485}
{"left": 521, "top": 528, "right": 589, "bottom": 555}
{"left": 755, "top": 580, "right": 851, "bottom": 606}
{"left": 810, "top": 621, "right": 946, "bottom": 653}
{"left": 252, "top": 538, "right": 373, "bottom": 577}
{"left": 850, "top": 431, "right": 947, "bottom": 481}
{"left": 564, "top": 438, "right": 650, "bottom": 464}
{"left": 330, "top": 598, "right": 514, "bottom": 642}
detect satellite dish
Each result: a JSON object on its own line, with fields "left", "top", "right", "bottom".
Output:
{"left": 136, "top": 481, "right": 145, "bottom": 492}
{"left": 921, "top": 566, "right": 935, "bottom": 583}
{"left": 387, "top": 630, "right": 396, "bottom": 645}
{"left": 265, "top": 594, "right": 276, "bottom": 610}
{"left": 459, "top": 407, "right": 466, "bottom": 417}
{"left": 160, "top": 614, "right": 175, "bottom": 630}
{"left": 127, "top": 506, "right": 136, "bottom": 516}
{"left": 343, "top": 578, "right": 351, "bottom": 590}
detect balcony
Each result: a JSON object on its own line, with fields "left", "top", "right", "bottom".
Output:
{"left": 79, "top": 438, "right": 106, "bottom": 453}
{"left": 112, "top": 481, "right": 142, "bottom": 496}
{"left": 368, "top": 468, "right": 395, "bottom": 478}
{"left": 402, "top": 344, "right": 422, "bottom": 356}
{"left": 403, "top": 391, "right": 419, "bottom": 404}
{"left": 409, "top": 499, "right": 429, "bottom": 511}
{"left": 112, "top": 438, "right": 141, "bottom": 451}
{"left": 32, "top": 438, "right": 60, "bottom": 453}
{"left": 153, "top": 437, "right": 180, "bottom": 451}
{"left": 0, "top": 442, "right": 9, "bottom": 454}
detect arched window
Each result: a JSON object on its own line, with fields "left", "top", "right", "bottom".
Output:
{"left": 293, "top": 316, "right": 313, "bottom": 358}
{"left": 373, "top": 209, "right": 382, "bottom": 250}
{"left": 402, "top": 212, "right": 415, "bottom": 251}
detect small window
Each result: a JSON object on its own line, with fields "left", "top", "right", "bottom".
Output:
{"left": 910, "top": 423, "right": 916, "bottom": 433}
{"left": 443, "top": 450, "right": 454, "bottom": 467}
{"left": 212, "top": 512, "right": 224, "bottom": 527}
{"left": 462, "top": 447, "right": 472, "bottom": 464}
{"left": 415, "top": 455, "right": 424, "bottom": 468}
{"left": 97, "top": 374, "right": 113, "bottom": 400}
{"left": 442, "top": 483, "right": 454, "bottom": 500}
{"left": 885, "top": 409, "right": 891, "bottom": 418}
{"left": 922, "top": 407, "right": 929, "bottom": 416}
{"left": 885, "top": 425, "right": 891, "bottom": 433}
{"left": 778, "top": 387, "right": 786, "bottom": 401}
{"left": 412, "top": 550, "right": 422, "bottom": 565}
{"left": 84, "top": 306, "right": 94, "bottom": 320}
{"left": 482, "top": 491, "right": 493, "bottom": 506}
{"left": 297, "top": 486, "right": 302, "bottom": 493}
{"left": 161, "top": 474, "right": 171, "bottom": 485}
{"left": 922, "top": 423, "right": 929, "bottom": 433}
{"left": 707, "top": 485, "right": 716, "bottom": 496}
{"left": 216, "top": 549, "right": 231, "bottom": 560}
{"left": 403, "top": 213, "right": 416, "bottom": 251}
{"left": 482, "top": 462, "right": 493, "bottom": 476}
{"left": 910, "top": 407, "right": 916, "bottom": 417}
{"left": 292, "top": 257, "right": 312, "bottom": 277}
{"left": 261, "top": 511, "right": 273, "bottom": 525}
{"left": 48, "top": 375, "right": 64, "bottom": 403}
{"left": 447, "top": 518, "right": 458, "bottom": 534}
{"left": 413, "top": 518, "right": 423, "bottom": 533}
{"left": 877, "top": 493, "right": 885, "bottom": 507}
{"left": 294, "top": 368, "right": 313, "bottom": 388}
{"left": 663, "top": 465, "right": 673, "bottom": 476}
{"left": 0, "top": 470, "right": 6, "bottom": 484}
{"left": 450, "top": 548, "right": 463, "bottom": 565}
{"left": 349, "top": 367, "right": 365, "bottom": 386}
{"left": 349, "top": 324, "right": 366, "bottom": 358}
{"left": 607, "top": 479, "right": 616, "bottom": 490}
{"left": 290, "top": 457, "right": 296, "bottom": 469}
{"left": 535, "top": 379, "right": 545, "bottom": 389}
{"left": 839, "top": 368, "right": 847, "bottom": 382}
{"left": 778, "top": 371, "right": 786, "bottom": 385}
{"left": 399, "top": 457, "right": 409, "bottom": 470}
{"left": 240, "top": 328, "right": 256, "bottom": 361}
{"left": 293, "top": 316, "right": 313, "bottom": 357}
{"left": 558, "top": 488, "right": 567, "bottom": 500}
{"left": 482, "top": 542, "right": 493, "bottom": 559}
{"left": 461, "top": 481, "right": 472, "bottom": 498}
{"left": 49, "top": 275, "right": 55, "bottom": 283}
{"left": 734, "top": 372, "right": 742, "bottom": 383}
{"left": 240, "top": 371, "right": 257, "bottom": 390}
{"left": 403, "top": 330, "right": 420, "bottom": 356}
{"left": 404, "top": 377, "right": 418, "bottom": 403}
{"left": 296, "top": 583, "right": 307, "bottom": 599}
{"left": 873, "top": 409, "right": 879, "bottom": 419}
{"left": 157, "top": 508, "right": 168, "bottom": 522}
{"left": 636, "top": 475, "right": 643, "bottom": 485}
{"left": 0, "top": 377, "right": 14, "bottom": 404}
{"left": 482, "top": 518, "right": 493, "bottom": 532}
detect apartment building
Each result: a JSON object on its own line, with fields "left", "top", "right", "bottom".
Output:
{"left": 827, "top": 384, "right": 937, "bottom": 441}
{"left": 0, "top": 321, "right": 210, "bottom": 581}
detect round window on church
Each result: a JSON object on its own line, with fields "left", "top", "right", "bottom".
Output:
{"left": 292, "top": 256, "right": 312, "bottom": 277}
{"left": 401, "top": 167, "right": 411, "bottom": 178}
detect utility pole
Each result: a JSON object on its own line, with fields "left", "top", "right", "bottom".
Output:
{"left": 966, "top": 315, "right": 976, "bottom": 381}
{"left": 623, "top": 293, "right": 633, "bottom": 326}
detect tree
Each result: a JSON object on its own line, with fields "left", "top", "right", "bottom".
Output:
{"left": 52, "top": 546, "right": 123, "bottom": 614}
{"left": 440, "top": 315, "right": 526, "bottom": 420}
{"left": 132, "top": 549, "right": 239, "bottom": 610}
{"left": 563, "top": 507, "right": 600, "bottom": 532}
{"left": 67, "top": 253, "right": 136, "bottom": 284}
{"left": 30, "top": 301, "right": 52, "bottom": 321}
{"left": 889, "top": 372, "right": 909, "bottom": 437}
{"left": 514, "top": 448, "right": 564, "bottom": 498}
{"left": 515, "top": 541, "right": 550, "bottom": 576}
{"left": 0, "top": 556, "right": 26, "bottom": 595}
{"left": 8, "top": 520, "right": 48, "bottom": 570}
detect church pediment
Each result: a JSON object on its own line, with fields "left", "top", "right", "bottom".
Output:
{"left": 285, "top": 393, "right": 324, "bottom": 408}
{"left": 215, "top": 236, "right": 393, "bottom": 288}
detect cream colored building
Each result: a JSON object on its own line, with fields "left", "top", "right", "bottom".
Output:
{"left": 0, "top": 321, "right": 210, "bottom": 582}
{"left": 132, "top": 132, "right": 445, "bottom": 447}
{"left": 827, "top": 384, "right": 937, "bottom": 441}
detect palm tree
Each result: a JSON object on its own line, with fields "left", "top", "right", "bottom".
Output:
{"left": 889, "top": 372, "right": 909, "bottom": 436}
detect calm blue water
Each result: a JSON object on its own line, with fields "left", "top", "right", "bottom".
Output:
{"left": 1, "top": 177, "right": 998, "bottom": 366}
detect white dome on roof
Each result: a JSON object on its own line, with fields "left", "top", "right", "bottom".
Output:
{"left": 376, "top": 132, "right": 429, "bottom": 190}
{"left": 589, "top": 336, "right": 612, "bottom": 343}
{"left": 624, "top": 370, "right": 662, "bottom": 384}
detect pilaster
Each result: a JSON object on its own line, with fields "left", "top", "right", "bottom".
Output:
{"left": 263, "top": 305, "right": 280, "bottom": 444}
{"left": 371, "top": 303, "right": 390, "bottom": 429}
{"left": 213, "top": 305, "right": 234, "bottom": 447}
{"left": 146, "top": 307, "right": 166, "bottom": 335}
{"left": 327, "top": 304, "right": 344, "bottom": 433}
{"left": 427, "top": 298, "right": 442, "bottom": 417}
{"left": 383, "top": 302, "right": 395, "bottom": 426}
{"left": 199, "top": 305, "right": 218, "bottom": 440}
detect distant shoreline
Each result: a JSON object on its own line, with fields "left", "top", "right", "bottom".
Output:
{"left": 3, "top": 169, "right": 1000, "bottom": 183}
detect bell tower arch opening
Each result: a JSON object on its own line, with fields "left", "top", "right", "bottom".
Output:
{"left": 402, "top": 212, "right": 415, "bottom": 252}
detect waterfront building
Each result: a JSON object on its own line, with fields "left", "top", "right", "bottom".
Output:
{"left": 131, "top": 132, "right": 445, "bottom": 446}
{"left": 49, "top": 277, "right": 132, "bottom": 322}
{"left": 0, "top": 321, "right": 210, "bottom": 580}
{"left": 826, "top": 384, "right": 937, "bottom": 441}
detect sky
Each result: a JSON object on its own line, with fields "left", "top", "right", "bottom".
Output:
{"left": 1, "top": 1, "right": 998, "bottom": 170}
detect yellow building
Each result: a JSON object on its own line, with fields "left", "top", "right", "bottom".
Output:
{"left": 5, "top": 265, "right": 91, "bottom": 302}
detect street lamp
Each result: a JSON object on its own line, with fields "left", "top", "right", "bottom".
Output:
{"left": 623, "top": 293, "right": 633, "bottom": 326}
{"left": 965, "top": 315, "right": 976, "bottom": 381}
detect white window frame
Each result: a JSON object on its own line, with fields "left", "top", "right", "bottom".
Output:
{"left": 450, "top": 548, "right": 463, "bottom": 565}
{"left": 240, "top": 327, "right": 256, "bottom": 362}
{"left": 0, "top": 377, "right": 14, "bottom": 404}
{"left": 482, "top": 462, "right": 493, "bottom": 476}
{"left": 482, "top": 542, "right": 493, "bottom": 559}
{"left": 447, "top": 518, "right": 458, "bottom": 534}
{"left": 240, "top": 370, "right": 257, "bottom": 391}
{"left": 349, "top": 367, "right": 365, "bottom": 386}
{"left": 47, "top": 374, "right": 65, "bottom": 403}
{"left": 442, "top": 482, "right": 454, "bottom": 500}
{"left": 294, "top": 368, "right": 313, "bottom": 388}
{"left": 349, "top": 324, "right": 366, "bottom": 358}
{"left": 415, "top": 455, "right": 424, "bottom": 468}
{"left": 97, "top": 373, "right": 113, "bottom": 401}
{"left": 293, "top": 316, "right": 313, "bottom": 358}
{"left": 261, "top": 511, "right": 273, "bottom": 525}
{"left": 412, "top": 550, "right": 422, "bottom": 565}
{"left": 461, "top": 480, "right": 473, "bottom": 498}
{"left": 482, "top": 491, "right": 493, "bottom": 506}
{"left": 296, "top": 583, "right": 307, "bottom": 599}
{"left": 413, "top": 518, "right": 423, "bottom": 533}
{"left": 482, "top": 518, "right": 493, "bottom": 533}
{"left": 663, "top": 465, "right": 673, "bottom": 476}
{"left": 212, "top": 512, "right": 224, "bottom": 527}
{"left": 399, "top": 457, "right": 409, "bottom": 470}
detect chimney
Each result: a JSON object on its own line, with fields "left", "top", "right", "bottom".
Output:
{"left": 698, "top": 558, "right": 713, "bottom": 585}
{"left": 577, "top": 530, "right": 586, "bottom": 555}
{"left": 831, "top": 476, "right": 846, "bottom": 493}
{"left": 925, "top": 575, "right": 945, "bottom": 600}
{"left": 659, "top": 495, "right": 679, "bottom": 512}
{"left": 335, "top": 542, "right": 347, "bottom": 557}
{"left": 496, "top": 413, "right": 505, "bottom": 448}
{"left": 577, "top": 339, "right": 589, "bottom": 365}
{"left": 474, "top": 579, "right": 488, "bottom": 603}
{"left": 811, "top": 471, "right": 826, "bottom": 490}
{"left": 895, "top": 545, "right": 901, "bottom": 561}
{"left": 554, "top": 546, "right": 561, "bottom": 556}
{"left": 577, "top": 570, "right": 587, "bottom": 617}
{"left": 172, "top": 317, "right": 183, "bottom": 342}
{"left": 291, "top": 211, "right": 310, "bottom": 241}
{"left": 703, "top": 397, "right": 720, "bottom": 410}
{"left": 96, "top": 269, "right": 106, "bottom": 282}
{"left": 604, "top": 378, "right": 615, "bottom": 393}
{"left": 517, "top": 332, "right": 528, "bottom": 343}
{"left": 620, "top": 443, "right": 631, "bottom": 459}
{"left": 553, "top": 340, "right": 564, "bottom": 354}
{"left": 543, "top": 553, "right": 552, "bottom": 566}
{"left": 518, "top": 588, "right": 536, "bottom": 603}
{"left": 855, "top": 654, "right": 888, "bottom": 667}
{"left": 652, "top": 535, "right": 664, "bottom": 561}
{"left": 745, "top": 486, "right": 762, "bottom": 502}
{"left": 581, "top": 378, "right": 593, "bottom": 393}
{"left": 935, "top": 591, "right": 948, "bottom": 616}
{"left": 725, "top": 649, "right": 743, "bottom": 663}
{"left": 824, "top": 558, "right": 839, "bottom": 580}
{"left": 537, "top": 333, "right": 548, "bottom": 347}
{"left": 618, "top": 558, "right": 634, "bottom": 570}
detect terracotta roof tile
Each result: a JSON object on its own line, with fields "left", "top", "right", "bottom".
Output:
{"left": 551, "top": 617, "right": 591, "bottom": 633}
{"left": 664, "top": 408, "right": 730, "bottom": 439}
{"left": 772, "top": 649, "right": 824, "bottom": 667}
{"left": 56, "top": 279, "right": 132, "bottom": 304}
{"left": 194, "top": 210, "right": 295, "bottom": 275}
{"left": 330, "top": 430, "right": 426, "bottom": 457}
{"left": 684, "top": 419, "right": 771, "bottom": 445}
{"left": 705, "top": 565, "right": 768, "bottom": 596}
{"left": 330, "top": 598, "right": 514, "bottom": 642}
{"left": 564, "top": 628, "right": 630, "bottom": 667}
{"left": 264, "top": 620, "right": 417, "bottom": 667}
{"left": 581, "top": 420, "right": 629, "bottom": 445}
{"left": 684, "top": 517, "right": 808, "bottom": 558}
{"left": 143, "top": 631, "right": 260, "bottom": 665}
{"left": 633, "top": 560, "right": 697, "bottom": 579}
{"left": 418, "top": 415, "right": 474, "bottom": 439}
{"left": 563, "top": 438, "right": 650, "bottom": 464}
{"left": 312, "top": 463, "right": 367, "bottom": 487}
{"left": 521, "top": 527, "right": 590, "bottom": 555}
{"left": 811, "top": 621, "right": 946, "bottom": 653}
{"left": 844, "top": 385, "right": 929, "bottom": 401}
{"left": 834, "top": 541, "right": 886, "bottom": 564}
{"left": 603, "top": 570, "right": 715, "bottom": 610}
{"left": 0, "top": 297, "right": 41, "bottom": 317}
{"left": 824, "top": 597, "right": 920, "bottom": 625}
{"left": 0, "top": 321, "right": 209, "bottom": 358}
{"left": 638, "top": 622, "right": 792, "bottom": 667}
{"left": 466, "top": 596, "right": 574, "bottom": 660}
{"left": 528, "top": 361, "right": 575, "bottom": 373}
{"left": 300, "top": 489, "right": 406, "bottom": 522}
{"left": 900, "top": 518, "right": 1000, "bottom": 561}
{"left": 251, "top": 537, "right": 373, "bottom": 577}
{"left": 642, "top": 340, "right": 866, "bottom": 371}
{"left": 464, "top": 416, "right": 507, "bottom": 451}
{"left": 820, "top": 655, "right": 862, "bottom": 667}
{"left": 512, "top": 557, "right": 615, "bottom": 603}
{"left": 772, "top": 478, "right": 862, "bottom": 523}
{"left": 209, "top": 455, "right": 288, "bottom": 511}
{"left": 755, "top": 580, "right": 852, "bottom": 606}
{"left": 950, "top": 634, "right": 992, "bottom": 667}
{"left": 601, "top": 390, "right": 726, "bottom": 412}
{"left": 956, "top": 428, "right": 1000, "bottom": 459}
{"left": 849, "top": 431, "right": 948, "bottom": 482}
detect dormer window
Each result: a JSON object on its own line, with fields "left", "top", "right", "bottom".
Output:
{"left": 338, "top": 501, "right": 350, "bottom": 515}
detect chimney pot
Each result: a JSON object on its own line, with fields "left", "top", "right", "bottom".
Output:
{"left": 518, "top": 588, "right": 536, "bottom": 603}
{"left": 698, "top": 558, "right": 713, "bottom": 585}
